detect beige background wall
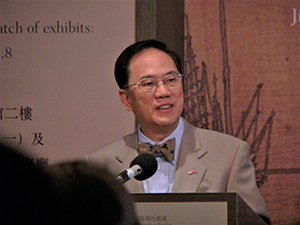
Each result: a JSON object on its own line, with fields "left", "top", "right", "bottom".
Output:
{"left": 0, "top": 0, "right": 135, "bottom": 164}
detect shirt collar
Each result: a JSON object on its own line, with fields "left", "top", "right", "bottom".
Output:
{"left": 137, "top": 117, "right": 184, "bottom": 164}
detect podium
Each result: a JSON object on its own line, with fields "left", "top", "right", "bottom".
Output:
{"left": 131, "top": 193, "right": 266, "bottom": 225}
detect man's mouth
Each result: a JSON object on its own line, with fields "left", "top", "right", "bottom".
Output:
{"left": 157, "top": 104, "right": 173, "bottom": 109}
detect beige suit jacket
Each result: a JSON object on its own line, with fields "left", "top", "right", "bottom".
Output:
{"left": 87, "top": 118, "right": 270, "bottom": 222}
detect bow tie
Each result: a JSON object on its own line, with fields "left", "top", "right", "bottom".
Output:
{"left": 137, "top": 138, "right": 175, "bottom": 162}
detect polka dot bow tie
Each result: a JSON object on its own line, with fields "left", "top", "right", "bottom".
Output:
{"left": 137, "top": 138, "right": 175, "bottom": 162}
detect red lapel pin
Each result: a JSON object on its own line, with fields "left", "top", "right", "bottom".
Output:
{"left": 188, "top": 169, "right": 197, "bottom": 175}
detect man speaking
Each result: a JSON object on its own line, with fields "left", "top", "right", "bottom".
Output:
{"left": 87, "top": 39, "right": 271, "bottom": 224}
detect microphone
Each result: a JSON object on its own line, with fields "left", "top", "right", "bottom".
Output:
{"left": 116, "top": 153, "right": 158, "bottom": 184}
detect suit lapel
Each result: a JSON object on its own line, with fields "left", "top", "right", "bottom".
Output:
{"left": 172, "top": 119, "right": 207, "bottom": 192}
{"left": 115, "top": 132, "right": 144, "bottom": 193}
{"left": 115, "top": 119, "right": 208, "bottom": 193}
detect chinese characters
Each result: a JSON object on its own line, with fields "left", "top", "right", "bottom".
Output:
{"left": 1, "top": 106, "right": 44, "bottom": 146}
{"left": 0, "top": 106, "right": 33, "bottom": 121}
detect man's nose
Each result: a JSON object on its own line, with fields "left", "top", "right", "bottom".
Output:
{"left": 155, "top": 80, "right": 170, "bottom": 96}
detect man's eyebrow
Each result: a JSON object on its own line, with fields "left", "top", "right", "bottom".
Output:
{"left": 140, "top": 74, "right": 155, "bottom": 79}
{"left": 166, "top": 70, "right": 178, "bottom": 75}
{"left": 140, "top": 71, "right": 178, "bottom": 79}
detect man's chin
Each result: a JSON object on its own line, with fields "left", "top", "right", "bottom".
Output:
{"left": 154, "top": 117, "right": 180, "bottom": 127}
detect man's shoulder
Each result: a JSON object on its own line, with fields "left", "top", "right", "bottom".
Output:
{"left": 183, "top": 119, "right": 247, "bottom": 147}
{"left": 87, "top": 131, "right": 137, "bottom": 162}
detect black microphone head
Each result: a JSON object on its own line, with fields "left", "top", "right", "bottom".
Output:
{"left": 129, "top": 153, "right": 157, "bottom": 181}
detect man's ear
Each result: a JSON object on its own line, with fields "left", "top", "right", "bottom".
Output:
{"left": 119, "top": 89, "right": 133, "bottom": 111}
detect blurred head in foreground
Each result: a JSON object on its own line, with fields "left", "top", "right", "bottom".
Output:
{"left": 48, "top": 160, "right": 140, "bottom": 225}
{"left": 0, "top": 143, "right": 58, "bottom": 224}
{"left": 0, "top": 142, "right": 139, "bottom": 225}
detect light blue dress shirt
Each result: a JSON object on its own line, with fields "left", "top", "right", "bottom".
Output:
{"left": 137, "top": 117, "right": 184, "bottom": 193}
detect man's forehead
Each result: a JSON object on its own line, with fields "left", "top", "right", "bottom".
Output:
{"left": 128, "top": 49, "right": 175, "bottom": 74}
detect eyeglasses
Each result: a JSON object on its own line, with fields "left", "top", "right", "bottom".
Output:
{"left": 123, "top": 72, "right": 183, "bottom": 91}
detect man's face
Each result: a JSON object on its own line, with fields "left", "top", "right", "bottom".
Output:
{"left": 119, "top": 48, "right": 184, "bottom": 134}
